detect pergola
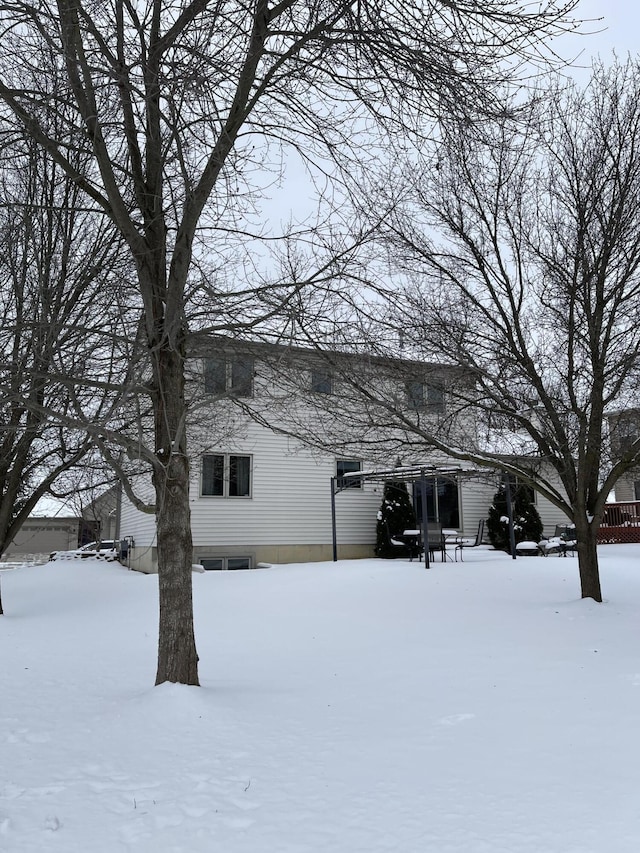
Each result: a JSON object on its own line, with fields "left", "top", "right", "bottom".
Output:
{"left": 330, "top": 463, "right": 518, "bottom": 565}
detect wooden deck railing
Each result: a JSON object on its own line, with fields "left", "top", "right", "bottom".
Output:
{"left": 598, "top": 501, "right": 640, "bottom": 543}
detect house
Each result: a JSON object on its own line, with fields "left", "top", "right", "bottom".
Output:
{"left": 3, "top": 516, "right": 82, "bottom": 560}
{"left": 3, "top": 497, "right": 121, "bottom": 562}
{"left": 118, "top": 337, "right": 569, "bottom": 572}
{"left": 596, "top": 410, "right": 640, "bottom": 542}
{"left": 608, "top": 409, "right": 640, "bottom": 501}
{"left": 80, "top": 485, "right": 120, "bottom": 543}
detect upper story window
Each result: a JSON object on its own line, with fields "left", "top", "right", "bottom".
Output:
{"left": 204, "top": 356, "right": 226, "bottom": 395}
{"left": 405, "top": 380, "right": 424, "bottom": 410}
{"left": 311, "top": 368, "right": 333, "bottom": 395}
{"left": 201, "top": 453, "right": 252, "bottom": 497}
{"left": 336, "top": 459, "right": 362, "bottom": 489}
{"left": 204, "top": 356, "right": 254, "bottom": 397}
{"left": 405, "top": 380, "right": 445, "bottom": 414}
{"left": 612, "top": 413, "right": 640, "bottom": 455}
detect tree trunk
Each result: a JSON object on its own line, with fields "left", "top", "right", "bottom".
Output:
{"left": 152, "top": 339, "right": 199, "bottom": 686}
{"left": 154, "top": 452, "right": 198, "bottom": 684}
{"left": 574, "top": 520, "right": 602, "bottom": 602}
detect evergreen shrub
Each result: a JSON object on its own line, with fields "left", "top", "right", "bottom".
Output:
{"left": 486, "top": 481, "right": 543, "bottom": 552}
{"left": 375, "top": 479, "right": 417, "bottom": 558}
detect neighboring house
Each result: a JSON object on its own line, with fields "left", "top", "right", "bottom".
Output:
{"left": 118, "top": 338, "right": 569, "bottom": 573}
{"left": 80, "top": 485, "right": 120, "bottom": 544}
{"left": 1, "top": 486, "right": 122, "bottom": 563}
{"left": 3, "top": 516, "right": 81, "bottom": 559}
{"left": 608, "top": 409, "right": 640, "bottom": 501}
{"left": 600, "top": 410, "right": 640, "bottom": 542}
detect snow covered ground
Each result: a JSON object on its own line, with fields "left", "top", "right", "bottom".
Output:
{"left": 2, "top": 545, "right": 640, "bottom": 852}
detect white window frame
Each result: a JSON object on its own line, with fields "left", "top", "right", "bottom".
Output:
{"left": 201, "top": 453, "right": 252, "bottom": 498}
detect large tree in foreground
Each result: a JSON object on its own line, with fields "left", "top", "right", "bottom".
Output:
{"left": 0, "top": 1, "right": 579, "bottom": 682}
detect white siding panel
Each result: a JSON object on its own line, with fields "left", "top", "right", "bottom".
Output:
{"left": 458, "top": 478, "right": 495, "bottom": 537}
{"left": 614, "top": 475, "right": 635, "bottom": 502}
{"left": 536, "top": 494, "right": 571, "bottom": 536}
{"left": 534, "top": 463, "right": 573, "bottom": 536}
{"left": 119, "top": 475, "right": 156, "bottom": 548}
{"left": 190, "top": 421, "right": 380, "bottom": 547}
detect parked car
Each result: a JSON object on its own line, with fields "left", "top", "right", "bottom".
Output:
{"left": 50, "top": 540, "right": 121, "bottom": 562}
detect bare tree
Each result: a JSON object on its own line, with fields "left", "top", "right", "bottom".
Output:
{"left": 0, "top": 0, "right": 580, "bottom": 680}
{"left": 0, "top": 135, "right": 131, "bottom": 613}
{"left": 295, "top": 60, "right": 640, "bottom": 602}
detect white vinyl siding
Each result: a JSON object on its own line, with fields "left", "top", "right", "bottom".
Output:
{"left": 117, "top": 472, "right": 156, "bottom": 549}
{"left": 190, "top": 423, "right": 379, "bottom": 547}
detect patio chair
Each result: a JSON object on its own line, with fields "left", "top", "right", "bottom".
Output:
{"left": 384, "top": 524, "right": 423, "bottom": 561}
{"left": 538, "top": 536, "right": 562, "bottom": 556}
{"left": 426, "top": 521, "right": 446, "bottom": 563}
{"left": 384, "top": 524, "right": 409, "bottom": 556}
{"left": 454, "top": 519, "right": 484, "bottom": 562}
{"left": 538, "top": 525, "right": 577, "bottom": 557}
{"left": 555, "top": 524, "right": 577, "bottom": 557}
{"left": 400, "top": 529, "right": 424, "bottom": 562}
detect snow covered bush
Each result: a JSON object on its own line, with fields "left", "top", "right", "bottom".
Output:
{"left": 486, "top": 481, "right": 543, "bottom": 552}
{"left": 375, "top": 480, "right": 417, "bottom": 558}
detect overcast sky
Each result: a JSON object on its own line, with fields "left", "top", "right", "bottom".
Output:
{"left": 570, "top": 1, "right": 638, "bottom": 67}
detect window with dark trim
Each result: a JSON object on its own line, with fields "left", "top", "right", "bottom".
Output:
{"left": 413, "top": 477, "right": 460, "bottom": 527}
{"left": 405, "top": 380, "right": 445, "bottom": 413}
{"left": 204, "top": 356, "right": 254, "bottom": 397}
{"left": 612, "top": 413, "right": 640, "bottom": 457}
{"left": 201, "top": 454, "right": 251, "bottom": 497}
{"left": 229, "top": 455, "right": 251, "bottom": 496}
{"left": 230, "top": 358, "right": 254, "bottom": 396}
{"left": 426, "top": 383, "right": 445, "bottom": 413}
{"left": 336, "top": 459, "right": 362, "bottom": 489}
{"left": 405, "top": 380, "right": 424, "bottom": 411}
{"left": 311, "top": 368, "right": 333, "bottom": 395}
{"left": 204, "top": 356, "right": 226, "bottom": 395}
